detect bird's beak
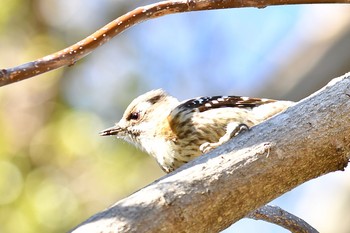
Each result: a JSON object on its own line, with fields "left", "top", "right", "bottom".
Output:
{"left": 99, "top": 125, "right": 122, "bottom": 136}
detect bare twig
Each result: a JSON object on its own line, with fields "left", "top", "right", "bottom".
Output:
{"left": 248, "top": 205, "right": 319, "bottom": 233}
{"left": 70, "top": 73, "right": 350, "bottom": 233}
{"left": 1, "top": 0, "right": 350, "bottom": 86}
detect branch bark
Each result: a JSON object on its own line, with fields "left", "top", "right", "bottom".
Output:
{"left": 70, "top": 73, "right": 350, "bottom": 232}
{"left": 248, "top": 205, "right": 318, "bottom": 233}
{"left": 1, "top": 0, "right": 350, "bottom": 86}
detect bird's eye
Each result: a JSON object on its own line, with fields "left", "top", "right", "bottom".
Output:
{"left": 128, "top": 112, "right": 140, "bottom": 121}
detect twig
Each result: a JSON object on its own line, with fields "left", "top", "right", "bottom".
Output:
{"left": 1, "top": 0, "right": 350, "bottom": 86}
{"left": 248, "top": 205, "right": 319, "bottom": 233}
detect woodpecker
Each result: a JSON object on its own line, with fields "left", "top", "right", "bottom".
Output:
{"left": 100, "top": 89, "right": 294, "bottom": 173}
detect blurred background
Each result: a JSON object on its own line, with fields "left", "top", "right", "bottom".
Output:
{"left": 0, "top": 0, "right": 350, "bottom": 232}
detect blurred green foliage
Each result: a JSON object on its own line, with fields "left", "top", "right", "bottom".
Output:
{"left": 0, "top": 1, "right": 163, "bottom": 232}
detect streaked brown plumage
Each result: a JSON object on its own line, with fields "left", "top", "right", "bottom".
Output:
{"left": 100, "top": 89, "right": 294, "bottom": 173}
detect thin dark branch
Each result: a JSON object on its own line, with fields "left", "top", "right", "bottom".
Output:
{"left": 1, "top": 0, "right": 350, "bottom": 86}
{"left": 248, "top": 205, "right": 319, "bottom": 233}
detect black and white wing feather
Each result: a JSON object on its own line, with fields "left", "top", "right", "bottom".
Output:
{"left": 178, "top": 95, "right": 277, "bottom": 112}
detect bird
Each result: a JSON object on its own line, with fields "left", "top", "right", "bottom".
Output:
{"left": 100, "top": 89, "right": 294, "bottom": 173}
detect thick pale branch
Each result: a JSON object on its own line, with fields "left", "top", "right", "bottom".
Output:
{"left": 70, "top": 73, "right": 350, "bottom": 232}
{"left": 1, "top": 0, "right": 350, "bottom": 86}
